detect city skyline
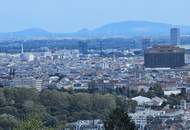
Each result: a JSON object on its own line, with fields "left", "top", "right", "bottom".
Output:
{"left": 0, "top": 0, "right": 189, "bottom": 33}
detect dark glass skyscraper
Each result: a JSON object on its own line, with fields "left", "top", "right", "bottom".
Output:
{"left": 170, "top": 28, "right": 180, "bottom": 45}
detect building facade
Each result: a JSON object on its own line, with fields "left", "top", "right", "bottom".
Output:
{"left": 79, "top": 41, "right": 88, "bottom": 54}
{"left": 170, "top": 28, "right": 180, "bottom": 45}
{"left": 144, "top": 45, "right": 185, "bottom": 68}
{"left": 142, "top": 38, "right": 152, "bottom": 51}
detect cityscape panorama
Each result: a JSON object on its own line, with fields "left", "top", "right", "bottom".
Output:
{"left": 0, "top": 0, "right": 190, "bottom": 130}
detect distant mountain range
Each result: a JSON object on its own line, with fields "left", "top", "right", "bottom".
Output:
{"left": 1, "top": 21, "right": 190, "bottom": 38}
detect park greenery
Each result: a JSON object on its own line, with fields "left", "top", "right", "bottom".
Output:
{"left": 0, "top": 87, "right": 137, "bottom": 130}
{"left": 0, "top": 83, "right": 181, "bottom": 130}
{"left": 104, "top": 108, "right": 136, "bottom": 130}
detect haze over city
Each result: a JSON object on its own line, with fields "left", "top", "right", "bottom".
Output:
{"left": 0, "top": 0, "right": 190, "bottom": 32}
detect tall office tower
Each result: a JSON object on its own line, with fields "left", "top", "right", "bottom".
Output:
{"left": 142, "top": 38, "right": 152, "bottom": 51}
{"left": 170, "top": 28, "right": 180, "bottom": 45}
{"left": 79, "top": 41, "right": 88, "bottom": 54}
{"left": 144, "top": 45, "right": 185, "bottom": 68}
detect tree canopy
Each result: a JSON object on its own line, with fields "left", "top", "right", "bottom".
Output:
{"left": 104, "top": 108, "right": 136, "bottom": 130}
{"left": 0, "top": 88, "right": 130, "bottom": 129}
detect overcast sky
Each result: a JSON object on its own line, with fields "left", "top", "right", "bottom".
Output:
{"left": 0, "top": 0, "right": 189, "bottom": 32}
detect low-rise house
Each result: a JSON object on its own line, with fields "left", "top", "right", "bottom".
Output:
{"left": 65, "top": 119, "right": 104, "bottom": 130}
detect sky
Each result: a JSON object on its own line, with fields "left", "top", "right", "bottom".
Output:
{"left": 0, "top": 0, "right": 189, "bottom": 33}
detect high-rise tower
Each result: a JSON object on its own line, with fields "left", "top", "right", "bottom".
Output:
{"left": 142, "top": 38, "right": 152, "bottom": 51}
{"left": 170, "top": 28, "right": 180, "bottom": 45}
{"left": 79, "top": 41, "right": 88, "bottom": 54}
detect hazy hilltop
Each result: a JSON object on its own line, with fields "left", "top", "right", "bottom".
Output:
{"left": 90, "top": 21, "right": 173, "bottom": 37}
{"left": 1, "top": 21, "right": 190, "bottom": 38}
{"left": 76, "top": 21, "right": 190, "bottom": 37}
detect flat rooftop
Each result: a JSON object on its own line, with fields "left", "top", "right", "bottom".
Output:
{"left": 145, "top": 45, "right": 185, "bottom": 53}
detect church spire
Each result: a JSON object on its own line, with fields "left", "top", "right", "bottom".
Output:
{"left": 21, "top": 44, "right": 24, "bottom": 54}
